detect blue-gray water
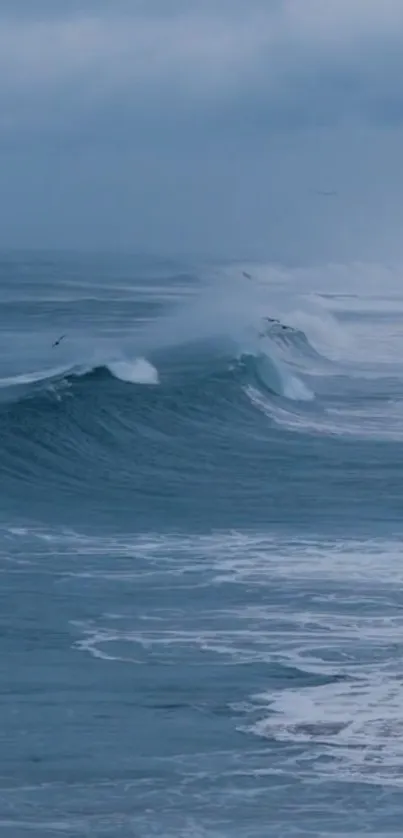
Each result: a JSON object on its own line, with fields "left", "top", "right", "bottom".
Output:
{"left": 1, "top": 253, "right": 403, "bottom": 837}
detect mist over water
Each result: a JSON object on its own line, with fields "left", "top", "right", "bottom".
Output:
{"left": 1, "top": 252, "right": 403, "bottom": 837}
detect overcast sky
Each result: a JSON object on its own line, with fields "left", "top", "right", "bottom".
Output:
{"left": 1, "top": 0, "right": 403, "bottom": 262}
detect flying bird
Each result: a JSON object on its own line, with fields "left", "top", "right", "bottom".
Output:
{"left": 52, "top": 335, "right": 66, "bottom": 348}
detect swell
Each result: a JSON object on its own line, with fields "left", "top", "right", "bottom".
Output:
{"left": 0, "top": 326, "right": 319, "bottom": 497}
{"left": 1, "top": 312, "right": 401, "bottom": 535}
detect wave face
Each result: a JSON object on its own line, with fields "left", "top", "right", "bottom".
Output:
{"left": 1, "top": 253, "right": 403, "bottom": 533}
{"left": 2, "top": 253, "right": 403, "bottom": 837}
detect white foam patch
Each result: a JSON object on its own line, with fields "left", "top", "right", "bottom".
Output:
{"left": 6, "top": 525, "right": 403, "bottom": 788}
{"left": 281, "top": 372, "right": 313, "bottom": 402}
{"left": 0, "top": 364, "right": 69, "bottom": 388}
{"left": 245, "top": 384, "right": 403, "bottom": 441}
{"left": 65, "top": 532, "right": 403, "bottom": 787}
{"left": 251, "top": 675, "right": 403, "bottom": 775}
{"left": 282, "top": 307, "right": 350, "bottom": 362}
{"left": 5, "top": 526, "right": 403, "bottom": 584}
{"left": 254, "top": 343, "right": 314, "bottom": 402}
{"left": 107, "top": 358, "right": 159, "bottom": 385}
{"left": 245, "top": 600, "right": 403, "bottom": 787}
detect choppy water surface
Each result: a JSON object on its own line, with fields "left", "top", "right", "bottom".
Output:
{"left": 1, "top": 253, "right": 403, "bottom": 836}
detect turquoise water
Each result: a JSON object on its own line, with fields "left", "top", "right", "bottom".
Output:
{"left": 1, "top": 253, "right": 403, "bottom": 836}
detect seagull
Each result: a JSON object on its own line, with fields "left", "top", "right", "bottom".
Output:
{"left": 52, "top": 335, "right": 66, "bottom": 348}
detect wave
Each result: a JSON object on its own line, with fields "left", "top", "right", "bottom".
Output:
{"left": 103, "top": 359, "right": 159, "bottom": 385}
{"left": 0, "top": 317, "right": 326, "bottom": 523}
{"left": 3, "top": 304, "right": 395, "bottom": 456}
{"left": 0, "top": 267, "right": 400, "bottom": 530}
{"left": 2, "top": 296, "right": 398, "bottom": 512}
{"left": 0, "top": 313, "right": 321, "bottom": 406}
{"left": 242, "top": 349, "right": 314, "bottom": 402}
{"left": 0, "top": 357, "right": 159, "bottom": 403}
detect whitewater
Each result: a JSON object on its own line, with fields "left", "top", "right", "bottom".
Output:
{"left": 1, "top": 252, "right": 403, "bottom": 837}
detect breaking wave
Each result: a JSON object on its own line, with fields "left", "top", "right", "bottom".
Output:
{"left": 0, "top": 357, "right": 159, "bottom": 402}
{"left": 1, "top": 259, "right": 402, "bottom": 529}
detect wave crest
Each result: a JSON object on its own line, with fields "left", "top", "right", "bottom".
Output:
{"left": 0, "top": 357, "right": 159, "bottom": 404}
{"left": 106, "top": 359, "right": 159, "bottom": 385}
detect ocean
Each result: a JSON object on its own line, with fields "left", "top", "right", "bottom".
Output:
{"left": 1, "top": 252, "right": 403, "bottom": 837}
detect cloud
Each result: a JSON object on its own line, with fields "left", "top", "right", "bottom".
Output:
{"left": 1, "top": 1, "right": 403, "bottom": 260}
{"left": 1, "top": 0, "right": 403, "bottom": 139}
